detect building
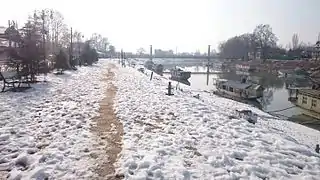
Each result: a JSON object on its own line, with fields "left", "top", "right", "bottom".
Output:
{"left": 0, "top": 26, "right": 20, "bottom": 64}
{"left": 290, "top": 89, "right": 320, "bottom": 119}
{"left": 235, "top": 63, "right": 257, "bottom": 72}
{"left": 313, "top": 41, "right": 320, "bottom": 60}
{"left": 154, "top": 49, "right": 174, "bottom": 57}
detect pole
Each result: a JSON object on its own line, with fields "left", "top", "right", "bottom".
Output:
{"left": 78, "top": 35, "right": 81, "bottom": 66}
{"left": 8, "top": 20, "right": 11, "bottom": 48}
{"left": 120, "top": 49, "right": 123, "bottom": 64}
{"left": 206, "top": 45, "right": 211, "bottom": 85}
{"left": 42, "top": 11, "right": 46, "bottom": 62}
{"left": 150, "top": 45, "right": 153, "bottom": 61}
{"left": 70, "top": 27, "right": 73, "bottom": 67}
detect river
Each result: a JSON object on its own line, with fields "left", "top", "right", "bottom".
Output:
{"left": 146, "top": 58, "right": 320, "bottom": 130}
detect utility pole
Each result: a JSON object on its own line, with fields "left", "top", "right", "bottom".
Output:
{"left": 150, "top": 45, "right": 153, "bottom": 61}
{"left": 120, "top": 49, "right": 123, "bottom": 64}
{"left": 8, "top": 20, "right": 11, "bottom": 48}
{"left": 175, "top": 47, "right": 178, "bottom": 56}
{"left": 41, "top": 10, "right": 46, "bottom": 62}
{"left": 78, "top": 34, "right": 83, "bottom": 66}
{"left": 206, "top": 45, "right": 211, "bottom": 86}
{"left": 70, "top": 27, "right": 73, "bottom": 67}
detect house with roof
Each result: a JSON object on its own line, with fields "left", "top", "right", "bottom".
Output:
{"left": 290, "top": 89, "right": 320, "bottom": 119}
{"left": 313, "top": 41, "right": 320, "bottom": 60}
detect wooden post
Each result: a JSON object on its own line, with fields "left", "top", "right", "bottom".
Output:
{"left": 150, "top": 71, "right": 153, "bottom": 81}
{"left": 166, "top": 82, "right": 174, "bottom": 96}
{"left": 206, "top": 45, "right": 211, "bottom": 85}
{"left": 150, "top": 45, "right": 153, "bottom": 61}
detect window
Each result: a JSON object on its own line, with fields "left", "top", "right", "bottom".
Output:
{"left": 229, "top": 87, "right": 234, "bottom": 92}
{"left": 312, "top": 99, "right": 317, "bottom": 107}
{"left": 302, "top": 96, "right": 307, "bottom": 104}
{"left": 222, "top": 85, "right": 226, "bottom": 90}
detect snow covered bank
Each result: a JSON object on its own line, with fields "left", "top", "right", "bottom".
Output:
{"left": 114, "top": 66, "right": 320, "bottom": 179}
{"left": 0, "top": 61, "right": 109, "bottom": 179}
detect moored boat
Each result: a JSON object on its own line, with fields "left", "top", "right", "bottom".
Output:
{"left": 170, "top": 67, "right": 191, "bottom": 81}
{"left": 213, "top": 78, "right": 264, "bottom": 100}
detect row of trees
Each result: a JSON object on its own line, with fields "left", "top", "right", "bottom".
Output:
{"left": 4, "top": 9, "right": 115, "bottom": 77}
{"left": 218, "top": 24, "right": 319, "bottom": 60}
{"left": 218, "top": 24, "right": 278, "bottom": 60}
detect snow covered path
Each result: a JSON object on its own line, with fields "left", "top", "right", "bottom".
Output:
{"left": 0, "top": 61, "right": 112, "bottom": 179}
{"left": 90, "top": 63, "right": 124, "bottom": 179}
{"left": 114, "top": 66, "right": 320, "bottom": 179}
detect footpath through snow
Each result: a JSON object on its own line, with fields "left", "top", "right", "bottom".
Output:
{"left": 0, "top": 61, "right": 115, "bottom": 179}
{"left": 114, "top": 65, "right": 320, "bottom": 179}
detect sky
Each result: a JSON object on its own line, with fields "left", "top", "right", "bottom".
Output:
{"left": 1, "top": 0, "right": 319, "bottom": 53}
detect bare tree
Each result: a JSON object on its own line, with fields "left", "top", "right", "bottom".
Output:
{"left": 218, "top": 36, "right": 249, "bottom": 60}
{"left": 59, "top": 27, "right": 71, "bottom": 48}
{"left": 108, "top": 45, "right": 115, "bottom": 57}
{"left": 136, "top": 47, "right": 146, "bottom": 56}
{"left": 31, "top": 9, "right": 68, "bottom": 53}
{"left": 90, "top": 33, "right": 109, "bottom": 52}
{"left": 292, "top": 33, "right": 299, "bottom": 50}
{"left": 254, "top": 24, "right": 278, "bottom": 60}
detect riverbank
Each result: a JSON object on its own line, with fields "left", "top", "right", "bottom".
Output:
{"left": 113, "top": 64, "right": 320, "bottom": 179}
{"left": 1, "top": 60, "right": 320, "bottom": 179}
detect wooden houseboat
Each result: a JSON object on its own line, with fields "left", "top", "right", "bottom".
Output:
{"left": 144, "top": 60, "right": 163, "bottom": 76}
{"left": 214, "top": 78, "right": 264, "bottom": 100}
{"left": 144, "top": 60, "right": 154, "bottom": 70}
{"left": 170, "top": 68, "right": 191, "bottom": 81}
{"left": 289, "top": 89, "right": 320, "bottom": 119}
{"left": 235, "top": 63, "right": 256, "bottom": 72}
{"left": 152, "top": 64, "right": 164, "bottom": 76}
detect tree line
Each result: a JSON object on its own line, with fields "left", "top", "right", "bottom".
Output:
{"left": 2, "top": 9, "right": 116, "bottom": 79}
{"left": 218, "top": 24, "right": 319, "bottom": 61}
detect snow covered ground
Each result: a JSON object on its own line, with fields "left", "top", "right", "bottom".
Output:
{"left": 0, "top": 61, "right": 108, "bottom": 179}
{"left": 114, "top": 66, "right": 320, "bottom": 179}
{"left": 1, "top": 61, "right": 320, "bottom": 179}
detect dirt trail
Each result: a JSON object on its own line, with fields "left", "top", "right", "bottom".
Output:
{"left": 92, "top": 63, "right": 124, "bottom": 180}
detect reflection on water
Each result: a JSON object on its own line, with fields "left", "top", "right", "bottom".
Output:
{"left": 189, "top": 68, "right": 308, "bottom": 114}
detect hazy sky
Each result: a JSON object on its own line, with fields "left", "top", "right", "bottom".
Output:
{"left": 1, "top": 0, "right": 319, "bottom": 52}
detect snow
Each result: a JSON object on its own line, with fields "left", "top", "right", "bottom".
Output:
{"left": 1, "top": 60, "right": 320, "bottom": 179}
{"left": 0, "top": 62, "right": 108, "bottom": 179}
{"left": 114, "top": 66, "right": 320, "bottom": 179}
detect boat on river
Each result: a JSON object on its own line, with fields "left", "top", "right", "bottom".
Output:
{"left": 170, "top": 67, "right": 191, "bottom": 81}
{"left": 212, "top": 78, "right": 264, "bottom": 109}
{"left": 144, "top": 60, "right": 163, "bottom": 76}
{"left": 213, "top": 78, "right": 264, "bottom": 100}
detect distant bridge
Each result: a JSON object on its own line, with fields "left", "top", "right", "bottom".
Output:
{"left": 163, "top": 71, "right": 224, "bottom": 75}
{"left": 126, "top": 55, "right": 221, "bottom": 59}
